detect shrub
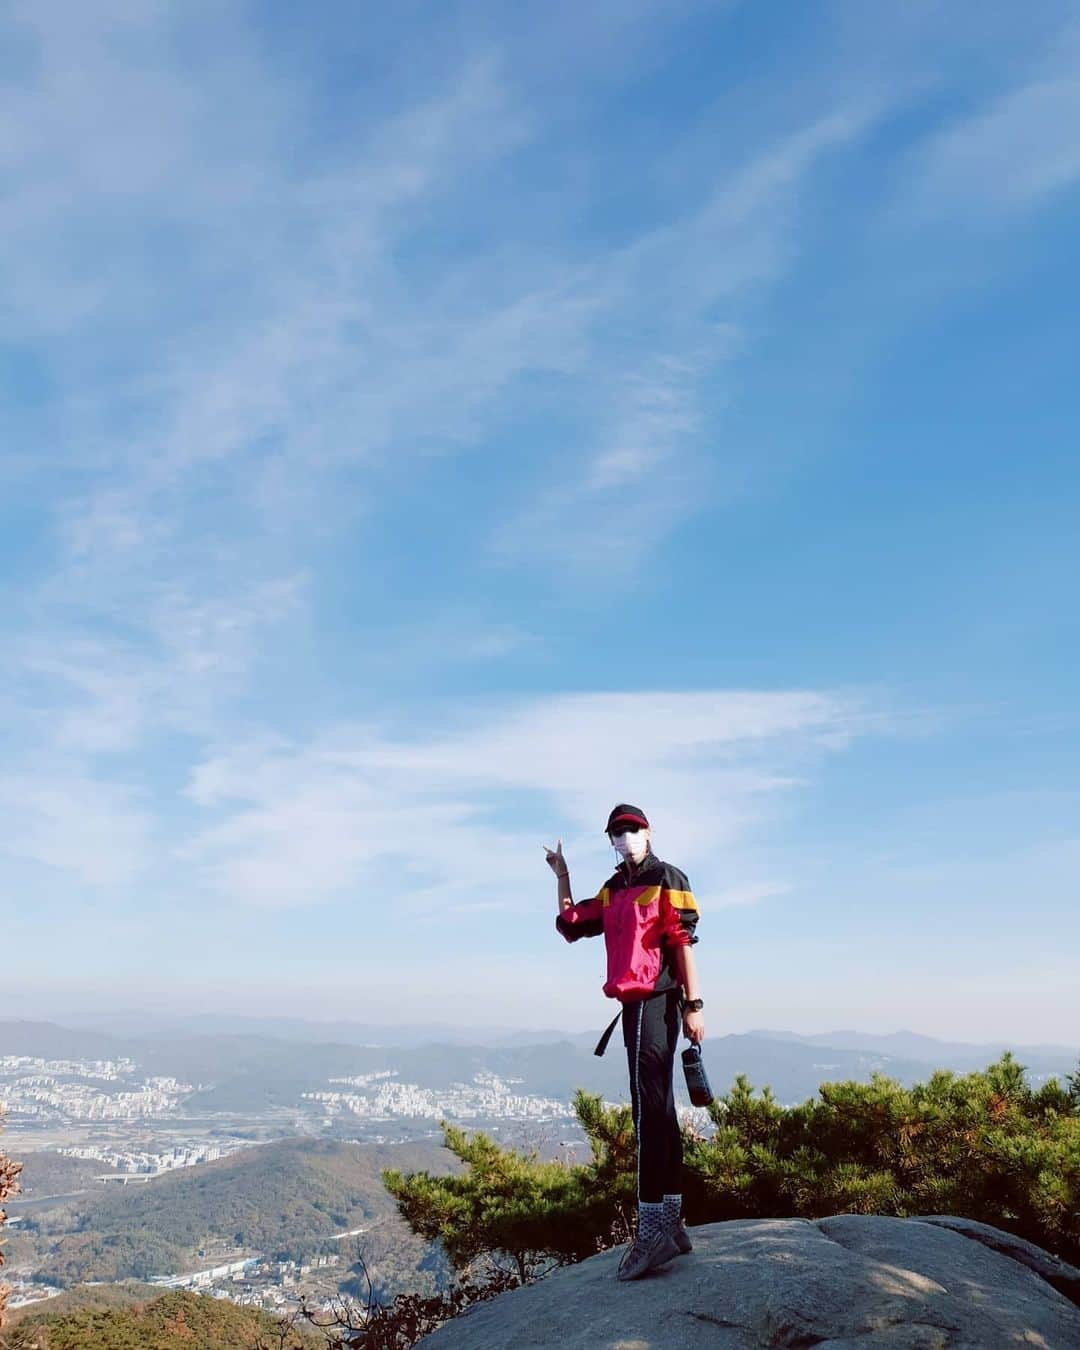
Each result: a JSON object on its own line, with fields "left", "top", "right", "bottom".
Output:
{"left": 385, "top": 1053, "right": 1080, "bottom": 1273}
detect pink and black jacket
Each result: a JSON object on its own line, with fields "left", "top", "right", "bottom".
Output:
{"left": 556, "top": 853, "right": 700, "bottom": 1003}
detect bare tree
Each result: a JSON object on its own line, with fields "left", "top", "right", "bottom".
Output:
{"left": 0, "top": 1109, "right": 23, "bottom": 1331}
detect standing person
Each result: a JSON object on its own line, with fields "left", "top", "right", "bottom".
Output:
{"left": 546, "top": 803, "right": 704, "bottom": 1281}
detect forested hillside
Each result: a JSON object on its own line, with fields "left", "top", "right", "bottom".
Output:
{"left": 0, "top": 1289, "right": 317, "bottom": 1349}
{"left": 3, "top": 1282, "right": 162, "bottom": 1326}
{"left": 17, "top": 1139, "right": 454, "bottom": 1293}
{"left": 12, "top": 1154, "right": 117, "bottom": 1199}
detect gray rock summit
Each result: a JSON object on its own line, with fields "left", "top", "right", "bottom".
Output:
{"left": 417, "top": 1215, "right": 1080, "bottom": 1348}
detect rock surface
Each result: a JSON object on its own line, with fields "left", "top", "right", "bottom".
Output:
{"left": 417, "top": 1215, "right": 1080, "bottom": 1349}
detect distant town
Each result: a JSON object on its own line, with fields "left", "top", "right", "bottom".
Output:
{"left": 56, "top": 1139, "right": 249, "bottom": 1177}
{"left": 0, "top": 1055, "right": 194, "bottom": 1122}
{"left": 8, "top": 1249, "right": 352, "bottom": 1319}
{"left": 1, "top": 1055, "right": 577, "bottom": 1134}
{"left": 303, "top": 1068, "right": 576, "bottom": 1124}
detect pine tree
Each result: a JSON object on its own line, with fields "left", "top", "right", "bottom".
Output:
{"left": 383, "top": 1107, "right": 619, "bottom": 1278}
{"left": 383, "top": 1055, "right": 1080, "bottom": 1272}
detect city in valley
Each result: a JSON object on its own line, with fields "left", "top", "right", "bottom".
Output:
{"left": 0, "top": 1038, "right": 585, "bottom": 1320}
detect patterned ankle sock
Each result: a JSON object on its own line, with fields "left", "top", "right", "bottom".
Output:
{"left": 661, "top": 1193, "right": 682, "bottom": 1232}
{"left": 637, "top": 1201, "right": 664, "bottom": 1243}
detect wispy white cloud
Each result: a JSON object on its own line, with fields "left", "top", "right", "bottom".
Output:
{"left": 0, "top": 765, "right": 152, "bottom": 889}
{"left": 0, "top": 10, "right": 559, "bottom": 839}
{"left": 906, "top": 22, "right": 1080, "bottom": 218}
{"left": 710, "top": 881, "right": 793, "bottom": 909}
{"left": 364, "top": 613, "right": 540, "bottom": 673}
{"left": 0, "top": 568, "right": 304, "bottom": 891}
{"left": 585, "top": 355, "right": 710, "bottom": 492}
{"left": 493, "top": 109, "right": 878, "bottom": 568}
{"left": 182, "top": 687, "right": 878, "bottom": 910}
{"left": 6, "top": 575, "right": 305, "bottom": 752}
{"left": 2, "top": 8, "right": 548, "bottom": 554}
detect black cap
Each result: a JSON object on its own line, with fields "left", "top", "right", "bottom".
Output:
{"left": 605, "top": 803, "right": 650, "bottom": 833}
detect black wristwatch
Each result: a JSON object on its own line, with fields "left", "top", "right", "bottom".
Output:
{"left": 682, "top": 998, "right": 704, "bottom": 1013}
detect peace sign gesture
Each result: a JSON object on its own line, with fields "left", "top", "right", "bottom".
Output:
{"left": 543, "top": 839, "right": 568, "bottom": 879}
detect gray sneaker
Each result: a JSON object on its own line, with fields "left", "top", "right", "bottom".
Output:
{"left": 668, "top": 1221, "right": 693, "bottom": 1255}
{"left": 616, "top": 1230, "right": 680, "bottom": 1281}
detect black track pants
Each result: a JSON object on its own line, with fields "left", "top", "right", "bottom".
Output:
{"left": 621, "top": 989, "right": 683, "bottom": 1204}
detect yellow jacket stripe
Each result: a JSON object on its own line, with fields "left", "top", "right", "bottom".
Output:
{"left": 663, "top": 888, "right": 699, "bottom": 912}
{"left": 593, "top": 885, "right": 699, "bottom": 910}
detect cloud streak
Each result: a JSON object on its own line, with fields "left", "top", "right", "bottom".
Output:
{"left": 0, "top": 766, "right": 152, "bottom": 889}
{"left": 182, "top": 687, "right": 878, "bottom": 910}
{"left": 906, "top": 21, "right": 1080, "bottom": 219}
{"left": 492, "top": 108, "right": 878, "bottom": 567}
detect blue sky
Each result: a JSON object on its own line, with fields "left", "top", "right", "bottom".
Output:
{"left": 2, "top": 0, "right": 1078, "bottom": 1043}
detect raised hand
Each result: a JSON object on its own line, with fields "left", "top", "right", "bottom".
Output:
{"left": 543, "top": 839, "right": 568, "bottom": 878}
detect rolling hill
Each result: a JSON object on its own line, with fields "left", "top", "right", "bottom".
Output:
{"left": 18, "top": 1138, "right": 455, "bottom": 1295}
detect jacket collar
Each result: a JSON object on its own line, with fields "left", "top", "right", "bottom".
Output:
{"left": 615, "top": 850, "right": 664, "bottom": 887}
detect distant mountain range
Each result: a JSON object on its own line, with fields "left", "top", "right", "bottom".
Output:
{"left": 12, "top": 1010, "right": 1079, "bottom": 1061}
{"left": 3, "top": 1009, "right": 569, "bottom": 1047}
{"left": 1, "top": 1018, "right": 1075, "bottom": 1110}
{"left": 746, "top": 1027, "right": 1080, "bottom": 1068}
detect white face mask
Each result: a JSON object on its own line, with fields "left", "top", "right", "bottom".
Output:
{"left": 612, "top": 830, "right": 649, "bottom": 864}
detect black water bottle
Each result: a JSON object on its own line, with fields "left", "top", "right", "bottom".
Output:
{"left": 682, "top": 1045, "right": 714, "bottom": 1107}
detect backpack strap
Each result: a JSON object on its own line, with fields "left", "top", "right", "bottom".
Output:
{"left": 593, "top": 1010, "right": 622, "bottom": 1057}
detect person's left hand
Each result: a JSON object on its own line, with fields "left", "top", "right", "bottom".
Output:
{"left": 683, "top": 1009, "right": 704, "bottom": 1045}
